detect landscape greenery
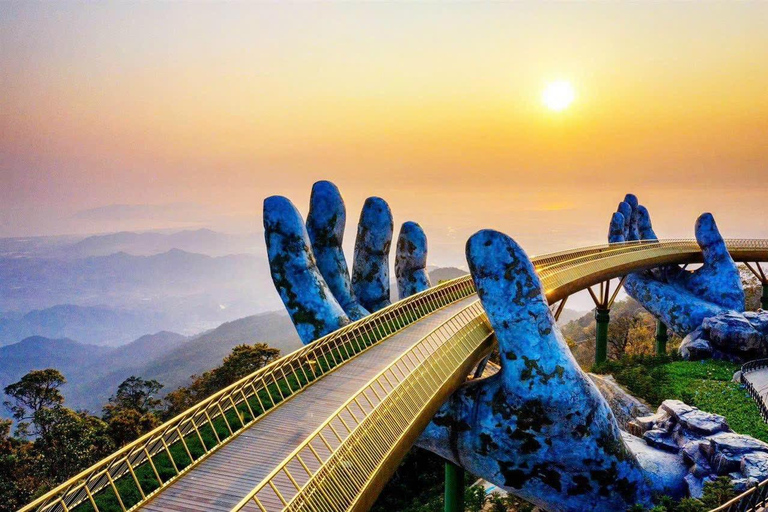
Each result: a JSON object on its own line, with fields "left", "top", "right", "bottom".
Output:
{"left": 0, "top": 343, "right": 280, "bottom": 512}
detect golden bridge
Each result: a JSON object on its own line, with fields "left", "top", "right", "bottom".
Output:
{"left": 19, "top": 240, "right": 768, "bottom": 512}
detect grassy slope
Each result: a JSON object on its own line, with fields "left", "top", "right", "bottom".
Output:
{"left": 601, "top": 357, "right": 768, "bottom": 442}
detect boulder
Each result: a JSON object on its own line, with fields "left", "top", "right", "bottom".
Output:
{"left": 676, "top": 409, "right": 729, "bottom": 436}
{"left": 707, "top": 432, "right": 768, "bottom": 455}
{"left": 660, "top": 400, "right": 695, "bottom": 419}
{"left": 679, "top": 329, "right": 714, "bottom": 360}
{"left": 644, "top": 429, "right": 680, "bottom": 453}
{"left": 741, "top": 452, "right": 768, "bottom": 481}
{"left": 629, "top": 412, "right": 667, "bottom": 437}
{"left": 705, "top": 312, "right": 765, "bottom": 356}
{"left": 744, "top": 311, "right": 768, "bottom": 334}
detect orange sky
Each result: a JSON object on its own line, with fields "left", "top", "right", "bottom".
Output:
{"left": 1, "top": 2, "right": 767, "bottom": 264}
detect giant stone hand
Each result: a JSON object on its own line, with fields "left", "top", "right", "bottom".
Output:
{"left": 265, "top": 184, "right": 768, "bottom": 510}
{"left": 265, "top": 181, "right": 431, "bottom": 344}
{"left": 608, "top": 195, "right": 768, "bottom": 361}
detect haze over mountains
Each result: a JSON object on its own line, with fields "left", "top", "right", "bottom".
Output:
{"left": 0, "top": 229, "right": 280, "bottom": 344}
{"left": 0, "top": 227, "right": 484, "bottom": 418}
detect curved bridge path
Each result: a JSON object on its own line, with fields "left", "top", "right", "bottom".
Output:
{"left": 141, "top": 296, "right": 479, "bottom": 512}
{"left": 20, "top": 240, "right": 768, "bottom": 512}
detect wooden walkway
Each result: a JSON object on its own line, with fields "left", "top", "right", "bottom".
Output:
{"left": 743, "top": 365, "right": 768, "bottom": 421}
{"left": 139, "top": 297, "right": 477, "bottom": 512}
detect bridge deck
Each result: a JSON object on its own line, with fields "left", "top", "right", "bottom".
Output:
{"left": 743, "top": 367, "right": 768, "bottom": 416}
{"left": 139, "top": 296, "right": 477, "bottom": 512}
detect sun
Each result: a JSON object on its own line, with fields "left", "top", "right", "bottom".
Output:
{"left": 542, "top": 80, "right": 575, "bottom": 112}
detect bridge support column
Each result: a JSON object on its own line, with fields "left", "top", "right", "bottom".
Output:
{"left": 444, "top": 461, "right": 464, "bottom": 512}
{"left": 762, "top": 285, "right": 768, "bottom": 311}
{"left": 587, "top": 276, "right": 626, "bottom": 365}
{"left": 595, "top": 308, "right": 610, "bottom": 364}
{"left": 655, "top": 320, "right": 668, "bottom": 355}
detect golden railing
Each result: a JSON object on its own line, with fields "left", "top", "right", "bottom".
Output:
{"left": 535, "top": 239, "right": 768, "bottom": 302}
{"left": 18, "top": 275, "right": 477, "bottom": 512}
{"left": 231, "top": 300, "right": 493, "bottom": 512}
{"left": 18, "top": 239, "right": 768, "bottom": 512}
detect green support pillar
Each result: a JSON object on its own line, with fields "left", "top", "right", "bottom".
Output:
{"left": 655, "top": 320, "right": 668, "bottom": 355}
{"left": 595, "top": 308, "right": 610, "bottom": 364}
{"left": 762, "top": 285, "right": 768, "bottom": 310}
{"left": 444, "top": 461, "right": 464, "bottom": 512}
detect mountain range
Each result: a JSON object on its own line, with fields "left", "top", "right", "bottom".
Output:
{"left": 0, "top": 311, "right": 301, "bottom": 415}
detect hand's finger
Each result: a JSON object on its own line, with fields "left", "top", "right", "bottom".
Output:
{"left": 695, "top": 213, "right": 730, "bottom": 266}
{"left": 608, "top": 212, "right": 626, "bottom": 243}
{"left": 689, "top": 213, "right": 745, "bottom": 311}
{"left": 264, "top": 196, "right": 350, "bottom": 344}
{"left": 624, "top": 194, "right": 641, "bottom": 241}
{"left": 617, "top": 201, "right": 632, "bottom": 239}
{"left": 306, "top": 181, "right": 369, "bottom": 320}
{"left": 352, "top": 197, "right": 393, "bottom": 312}
{"left": 637, "top": 205, "right": 658, "bottom": 241}
{"left": 395, "top": 221, "right": 431, "bottom": 299}
{"left": 466, "top": 230, "right": 580, "bottom": 388}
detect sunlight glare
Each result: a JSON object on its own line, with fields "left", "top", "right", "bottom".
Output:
{"left": 542, "top": 81, "right": 576, "bottom": 112}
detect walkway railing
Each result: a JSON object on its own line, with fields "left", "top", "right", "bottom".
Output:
{"left": 231, "top": 300, "right": 493, "bottom": 512}
{"left": 536, "top": 239, "right": 768, "bottom": 302}
{"left": 710, "top": 478, "right": 768, "bottom": 512}
{"left": 740, "top": 359, "right": 768, "bottom": 422}
{"left": 19, "top": 275, "right": 476, "bottom": 512}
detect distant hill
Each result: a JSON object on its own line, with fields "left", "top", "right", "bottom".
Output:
{"left": 137, "top": 311, "right": 301, "bottom": 395}
{"left": 0, "top": 304, "right": 167, "bottom": 347}
{"left": 556, "top": 308, "right": 588, "bottom": 325}
{"left": 0, "top": 249, "right": 281, "bottom": 339}
{"left": 0, "top": 332, "right": 188, "bottom": 415}
{"left": 428, "top": 267, "right": 468, "bottom": 283}
{"left": 58, "top": 229, "right": 264, "bottom": 258}
{"left": 0, "top": 312, "right": 301, "bottom": 416}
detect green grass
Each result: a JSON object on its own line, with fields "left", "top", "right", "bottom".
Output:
{"left": 596, "top": 356, "right": 768, "bottom": 443}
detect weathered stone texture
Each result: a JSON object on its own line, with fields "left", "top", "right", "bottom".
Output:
{"left": 351, "top": 197, "right": 393, "bottom": 312}
{"left": 263, "top": 196, "right": 350, "bottom": 344}
{"left": 395, "top": 221, "right": 431, "bottom": 299}
{"left": 306, "top": 181, "right": 369, "bottom": 320}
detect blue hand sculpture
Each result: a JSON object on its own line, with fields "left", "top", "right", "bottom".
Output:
{"left": 266, "top": 184, "right": 768, "bottom": 510}
{"left": 607, "top": 195, "right": 768, "bottom": 361}
{"left": 265, "top": 181, "right": 428, "bottom": 344}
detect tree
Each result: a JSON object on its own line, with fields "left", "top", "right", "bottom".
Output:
{"left": 3, "top": 369, "right": 66, "bottom": 438}
{"left": 165, "top": 343, "right": 280, "bottom": 417}
{"left": 104, "top": 408, "right": 159, "bottom": 447}
{"left": 0, "top": 419, "right": 37, "bottom": 512}
{"left": 102, "top": 376, "right": 163, "bottom": 447}
{"left": 33, "top": 407, "right": 113, "bottom": 484}
{"left": 104, "top": 376, "right": 162, "bottom": 417}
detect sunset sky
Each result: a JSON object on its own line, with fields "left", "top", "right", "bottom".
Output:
{"left": 2, "top": 2, "right": 767, "bottom": 267}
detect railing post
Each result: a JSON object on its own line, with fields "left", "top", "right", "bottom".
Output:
{"left": 444, "top": 461, "right": 464, "bottom": 512}
{"left": 655, "top": 320, "right": 668, "bottom": 355}
{"left": 595, "top": 308, "right": 610, "bottom": 364}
